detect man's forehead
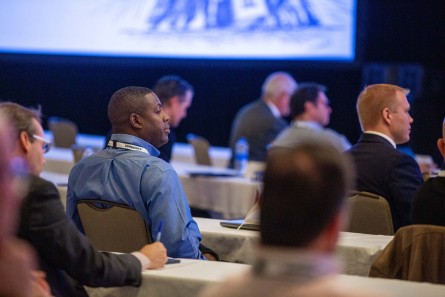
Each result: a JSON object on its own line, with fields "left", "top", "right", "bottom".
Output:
{"left": 31, "top": 118, "right": 43, "bottom": 131}
{"left": 144, "top": 93, "right": 161, "bottom": 107}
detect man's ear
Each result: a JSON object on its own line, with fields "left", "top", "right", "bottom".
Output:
{"left": 437, "top": 138, "right": 445, "bottom": 157}
{"left": 382, "top": 107, "right": 392, "bottom": 125}
{"left": 129, "top": 113, "right": 142, "bottom": 129}
{"left": 18, "top": 131, "right": 31, "bottom": 153}
{"left": 304, "top": 101, "right": 316, "bottom": 113}
{"left": 167, "top": 96, "right": 179, "bottom": 108}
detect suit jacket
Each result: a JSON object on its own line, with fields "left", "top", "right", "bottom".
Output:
{"left": 228, "top": 100, "right": 287, "bottom": 166}
{"left": 346, "top": 133, "right": 423, "bottom": 230}
{"left": 412, "top": 175, "right": 445, "bottom": 226}
{"left": 17, "top": 175, "right": 142, "bottom": 297}
{"left": 369, "top": 224, "right": 445, "bottom": 284}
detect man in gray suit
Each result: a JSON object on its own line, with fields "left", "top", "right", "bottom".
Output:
{"left": 228, "top": 72, "right": 298, "bottom": 166}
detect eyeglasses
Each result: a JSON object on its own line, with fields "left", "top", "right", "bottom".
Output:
{"left": 31, "top": 134, "right": 52, "bottom": 154}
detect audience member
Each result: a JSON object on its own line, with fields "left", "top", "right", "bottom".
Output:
{"left": 0, "top": 111, "right": 52, "bottom": 297}
{"left": 200, "top": 142, "right": 381, "bottom": 297}
{"left": 67, "top": 86, "right": 216, "bottom": 260}
{"left": 228, "top": 71, "right": 298, "bottom": 166}
{"left": 269, "top": 82, "right": 351, "bottom": 152}
{"left": 411, "top": 118, "right": 445, "bottom": 225}
{"left": 153, "top": 75, "right": 194, "bottom": 162}
{"left": 346, "top": 84, "right": 423, "bottom": 231}
{"left": 0, "top": 102, "right": 167, "bottom": 297}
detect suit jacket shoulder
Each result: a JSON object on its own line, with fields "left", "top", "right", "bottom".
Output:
{"left": 412, "top": 176, "right": 445, "bottom": 225}
{"left": 229, "top": 100, "right": 287, "bottom": 162}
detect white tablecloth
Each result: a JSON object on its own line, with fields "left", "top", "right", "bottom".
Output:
{"left": 195, "top": 217, "right": 393, "bottom": 276}
{"left": 85, "top": 258, "right": 445, "bottom": 297}
{"left": 86, "top": 259, "right": 250, "bottom": 297}
{"left": 43, "top": 147, "right": 75, "bottom": 174}
{"left": 172, "top": 162, "right": 261, "bottom": 219}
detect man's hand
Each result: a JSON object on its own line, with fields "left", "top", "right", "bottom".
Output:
{"left": 139, "top": 242, "right": 167, "bottom": 269}
{"left": 203, "top": 253, "right": 218, "bottom": 261}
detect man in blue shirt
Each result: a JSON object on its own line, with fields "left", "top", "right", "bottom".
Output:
{"left": 67, "top": 86, "right": 210, "bottom": 259}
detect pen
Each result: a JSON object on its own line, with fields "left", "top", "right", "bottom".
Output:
{"left": 156, "top": 220, "right": 163, "bottom": 242}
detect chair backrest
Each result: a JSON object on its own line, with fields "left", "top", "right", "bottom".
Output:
{"left": 345, "top": 191, "right": 394, "bottom": 235}
{"left": 48, "top": 116, "right": 78, "bottom": 148}
{"left": 187, "top": 133, "right": 212, "bottom": 166}
{"left": 369, "top": 224, "right": 445, "bottom": 284}
{"left": 76, "top": 199, "right": 152, "bottom": 253}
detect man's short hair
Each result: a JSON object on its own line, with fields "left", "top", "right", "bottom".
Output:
{"left": 0, "top": 102, "right": 41, "bottom": 138}
{"left": 356, "top": 84, "right": 410, "bottom": 131}
{"left": 260, "top": 142, "right": 354, "bottom": 248}
{"left": 153, "top": 75, "right": 194, "bottom": 105}
{"left": 107, "top": 86, "right": 154, "bottom": 128}
{"left": 290, "top": 82, "right": 327, "bottom": 118}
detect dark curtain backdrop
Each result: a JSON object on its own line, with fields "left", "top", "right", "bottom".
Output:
{"left": 1, "top": 0, "right": 445, "bottom": 163}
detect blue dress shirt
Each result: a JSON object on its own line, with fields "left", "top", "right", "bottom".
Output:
{"left": 66, "top": 134, "right": 204, "bottom": 259}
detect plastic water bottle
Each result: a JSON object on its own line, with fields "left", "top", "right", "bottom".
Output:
{"left": 234, "top": 137, "right": 249, "bottom": 174}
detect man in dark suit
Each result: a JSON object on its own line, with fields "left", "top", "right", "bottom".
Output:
{"left": 2, "top": 102, "right": 167, "bottom": 297}
{"left": 228, "top": 72, "right": 298, "bottom": 166}
{"left": 153, "top": 75, "right": 194, "bottom": 162}
{"left": 0, "top": 112, "right": 52, "bottom": 297}
{"left": 346, "top": 84, "right": 423, "bottom": 231}
{"left": 412, "top": 118, "right": 445, "bottom": 226}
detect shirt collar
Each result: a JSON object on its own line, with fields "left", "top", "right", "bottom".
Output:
{"left": 253, "top": 246, "right": 340, "bottom": 281}
{"left": 292, "top": 120, "right": 323, "bottom": 130}
{"left": 265, "top": 101, "right": 281, "bottom": 118}
{"left": 110, "top": 134, "right": 160, "bottom": 157}
{"left": 364, "top": 131, "right": 397, "bottom": 148}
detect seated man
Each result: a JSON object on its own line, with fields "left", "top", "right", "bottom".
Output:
{"left": 153, "top": 75, "right": 194, "bottom": 162}
{"left": 0, "top": 110, "right": 52, "bottom": 297}
{"left": 228, "top": 71, "right": 298, "bottom": 166}
{"left": 67, "top": 86, "right": 213, "bottom": 260}
{"left": 346, "top": 84, "right": 423, "bottom": 231}
{"left": 412, "top": 118, "right": 445, "bottom": 225}
{"left": 200, "top": 142, "right": 380, "bottom": 297}
{"left": 270, "top": 82, "right": 351, "bottom": 152}
{"left": 0, "top": 102, "right": 167, "bottom": 297}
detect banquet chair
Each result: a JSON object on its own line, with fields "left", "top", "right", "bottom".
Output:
{"left": 186, "top": 133, "right": 212, "bottom": 166}
{"left": 369, "top": 224, "right": 445, "bottom": 284}
{"left": 345, "top": 191, "right": 394, "bottom": 235}
{"left": 48, "top": 116, "right": 78, "bottom": 148}
{"left": 76, "top": 199, "right": 153, "bottom": 253}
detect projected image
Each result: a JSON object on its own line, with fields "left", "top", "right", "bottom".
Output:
{"left": 0, "top": 0, "right": 356, "bottom": 60}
